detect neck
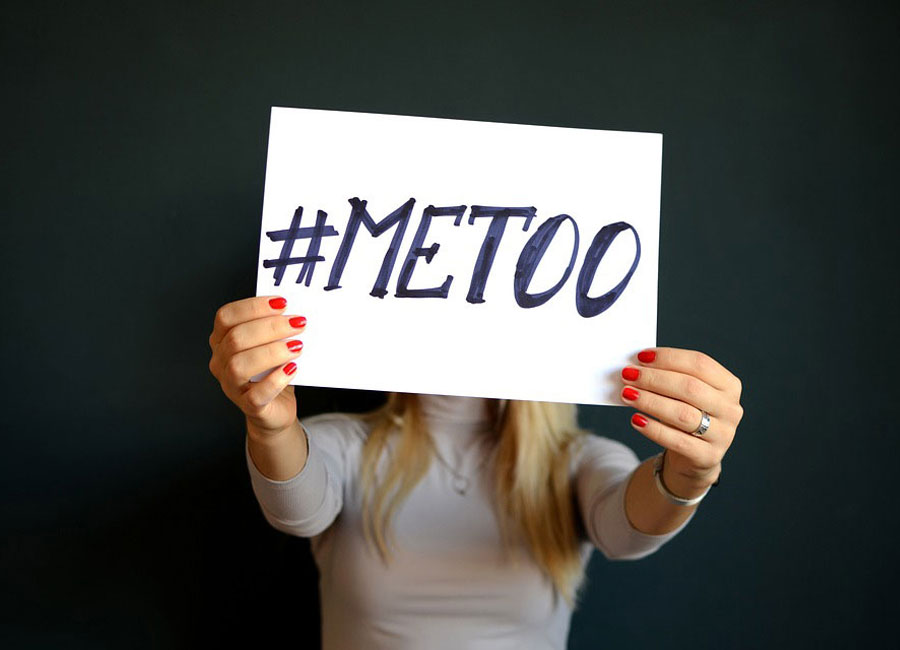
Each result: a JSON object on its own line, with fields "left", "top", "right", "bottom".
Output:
{"left": 416, "top": 393, "right": 495, "bottom": 429}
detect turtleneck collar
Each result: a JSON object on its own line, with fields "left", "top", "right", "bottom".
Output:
{"left": 416, "top": 393, "right": 495, "bottom": 428}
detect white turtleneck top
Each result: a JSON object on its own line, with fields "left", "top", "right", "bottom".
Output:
{"left": 244, "top": 395, "right": 697, "bottom": 650}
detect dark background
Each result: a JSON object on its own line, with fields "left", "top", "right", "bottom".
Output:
{"left": 2, "top": 1, "right": 898, "bottom": 647}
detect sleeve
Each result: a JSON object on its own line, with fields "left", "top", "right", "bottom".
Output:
{"left": 244, "top": 413, "right": 355, "bottom": 538}
{"left": 574, "top": 434, "right": 698, "bottom": 561}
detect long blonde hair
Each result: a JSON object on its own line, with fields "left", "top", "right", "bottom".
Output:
{"left": 358, "top": 392, "right": 592, "bottom": 609}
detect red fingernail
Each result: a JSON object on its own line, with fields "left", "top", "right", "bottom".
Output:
{"left": 287, "top": 340, "right": 303, "bottom": 352}
{"left": 289, "top": 316, "right": 306, "bottom": 328}
{"left": 283, "top": 362, "right": 297, "bottom": 375}
{"left": 623, "top": 387, "right": 640, "bottom": 401}
{"left": 632, "top": 414, "right": 648, "bottom": 427}
{"left": 638, "top": 350, "right": 656, "bottom": 363}
{"left": 622, "top": 367, "right": 640, "bottom": 381}
{"left": 269, "top": 297, "right": 287, "bottom": 310}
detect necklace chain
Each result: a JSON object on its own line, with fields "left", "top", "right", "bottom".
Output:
{"left": 429, "top": 439, "right": 493, "bottom": 496}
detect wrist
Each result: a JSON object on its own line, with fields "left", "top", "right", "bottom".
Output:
{"left": 245, "top": 418, "right": 309, "bottom": 482}
{"left": 663, "top": 461, "right": 719, "bottom": 498}
{"left": 246, "top": 417, "right": 301, "bottom": 445}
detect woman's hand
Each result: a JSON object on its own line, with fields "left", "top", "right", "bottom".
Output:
{"left": 208, "top": 295, "right": 307, "bottom": 437}
{"left": 619, "top": 347, "right": 744, "bottom": 485}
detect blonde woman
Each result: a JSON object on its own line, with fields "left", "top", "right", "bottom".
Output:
{"left": 208, "top": 295, "right": 744, "bottom": 650}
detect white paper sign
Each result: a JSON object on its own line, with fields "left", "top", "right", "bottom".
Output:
{"left": 253, "top": 106, "right": 661, "bottom": 406}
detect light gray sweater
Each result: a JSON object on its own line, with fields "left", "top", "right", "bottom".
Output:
{"left": 245, "top": 395, "right": 696, "bottom": 649}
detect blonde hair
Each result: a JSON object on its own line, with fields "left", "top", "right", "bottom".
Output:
{"left": 358, "top": 392, "right": 592, "bottom": 610}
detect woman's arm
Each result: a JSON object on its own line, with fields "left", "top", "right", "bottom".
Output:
{"left": 207, "top": 295, "right": 344, "bottom": 538}
{"left": 246, "top": 417, "right": 308, "bottom": 481}
{"left": 575, "top": 436, "right": 699, "bottom": 560}
{"left": 245, "top": 413, "right": 358, "bottom": 538}
{"left": 624, "top": 455, "right": 720, "bottom": 535}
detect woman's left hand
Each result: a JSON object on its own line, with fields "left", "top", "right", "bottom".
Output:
{"left": 620, "top": 347, "right": 744, "bottom": 485}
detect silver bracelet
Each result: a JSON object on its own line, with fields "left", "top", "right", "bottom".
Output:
{"left": 652, "top": 450, "right": 712, "bottom": 506}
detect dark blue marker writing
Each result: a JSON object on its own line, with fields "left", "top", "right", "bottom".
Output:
{"left": 514, "top": 214, "right": 580, "bottom": 308}
{"left": 324, "top": 197, "right": 415, "bottom": 298}
{"left": 465, "top": 206, "right": 536, "bottom": 304}
{"left": 395, "top": 205, "right": 467, "bottom": 298}
{"left": 263, "top": 206, "right": 339, "bottom": 286}
{"left": 265, "top": 199, "right": 641, "bottom": 317}
{"left": 575, "top": 221, "right": 641, "bottom": 317}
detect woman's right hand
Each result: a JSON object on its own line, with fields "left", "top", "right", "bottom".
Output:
{"left": 208, "top": 295, "right": 307, "bottom": 437}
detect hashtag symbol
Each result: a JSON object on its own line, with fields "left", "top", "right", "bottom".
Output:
{"left": 263, "top": 206, "right": 339, "bottom": 286}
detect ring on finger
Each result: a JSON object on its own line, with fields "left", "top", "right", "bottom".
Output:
{"left": 691, "top": 410, "right": 711, "bottom": 437}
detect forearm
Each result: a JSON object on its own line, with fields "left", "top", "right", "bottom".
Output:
{"left": 624, "top": 454, "right": 719, "bottom": 535}
{"left": 246, "top": 417, "right": 308, "bottom": 481}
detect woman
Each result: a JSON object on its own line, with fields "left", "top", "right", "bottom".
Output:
{"left": 208, "top": 295, "right": 744, "bottom": 649}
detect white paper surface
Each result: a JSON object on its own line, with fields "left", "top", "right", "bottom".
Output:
{"left": 253, "top": 106, "right": 661, "bottom": 406}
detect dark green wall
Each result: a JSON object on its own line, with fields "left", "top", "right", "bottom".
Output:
{"left": 2, "top": 1, "right": 897, "bottom": 647}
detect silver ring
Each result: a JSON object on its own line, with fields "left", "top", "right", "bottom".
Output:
{"left": 692, "top": 411, "right": 711, "bottom": 437}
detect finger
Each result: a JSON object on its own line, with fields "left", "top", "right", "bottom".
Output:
{"left": 241, "top": 361, "right": 299, "bottom": 418}
{"left": 636, "top": 347, "right": 739, "bottom": 394}
{"left": 209, "top": 295, "right": 291, "bottom": 349}
{"left": 620, "top": 383, "right": 715, "bottom": 438}
{"left": 621, "top": 365, "right": 723, "bottom": 416}
{"left": 629, "top": 411, "right": 716, "bottom": 468}
{"left": 221, "top": 337, "right": 304, "bottom": 391}
{"left": 216, "top": 313, "right": 307, "bottom": 361}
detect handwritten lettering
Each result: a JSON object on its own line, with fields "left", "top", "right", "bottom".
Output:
{"left": 263, "top": 206, "right": 340, "bottom": 286}
{"left": 263, "top": 198, "right": 641, "bottom": 317}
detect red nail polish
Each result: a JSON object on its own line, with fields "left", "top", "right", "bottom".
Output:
{"left": 269, "top": 297, "right": 287, "bottom": 310}
{"left": 283, "top": 362, "right": 297, "bottom": 375}
{"left": 289, "top": 316, "right": 306, "bottom": 328}
{"left": 287, "top": 340, "right": 303, "bottom": 352}
{"left": 638, "top": 350, "right": 656, "bottom": 363}
{"left": 622, "top": 367, "right": 640, "bottom": 381}
{"left": 623, "top": 387, "right": 640, "bottom": 401}
{"left": 632, "top": 413, "right": 648, "bottom": 427}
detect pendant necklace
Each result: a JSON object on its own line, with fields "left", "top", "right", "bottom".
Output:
{"left": 430, "top": 439, "right": 494, "bottom": 496}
